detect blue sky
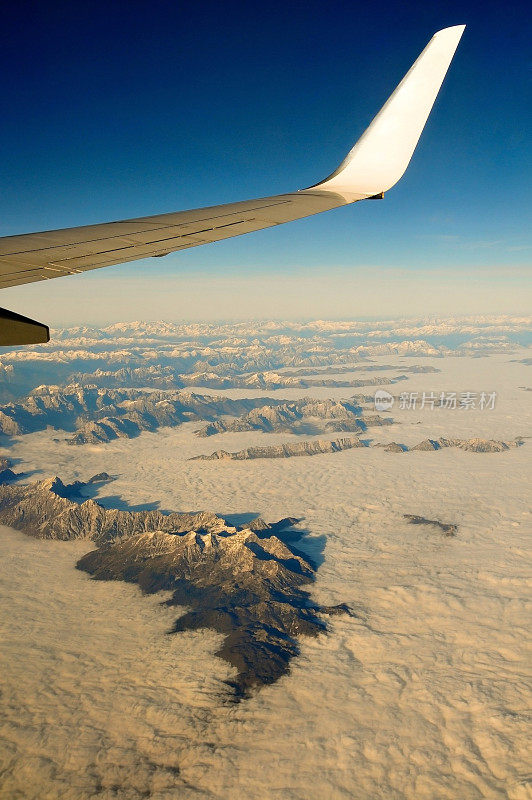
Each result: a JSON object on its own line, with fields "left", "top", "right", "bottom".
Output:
{"left": 0, "top": 1, "right": 530, "bottom": 324}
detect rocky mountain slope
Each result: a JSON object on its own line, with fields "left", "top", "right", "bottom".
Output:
{"left": 0, "top": 475, "right": 347, "bottom": 698}
{"left": 192, "top": 437, "right": 365, "bottom": 461}
{"left": 194, "top": 398, "right": 393, "bottom": 438}
{"left": 0, "top": 476, "right": 229, "bottom": 542}
{"left": 0, "top": 385, "right": 280, "bottom": 443}
{"left": 404, "top": 437, "right": 523, "bottom": 453}
{"left": 193, "top": 435, "right": 524, "bottom": 462}
{"left": 64, "top": 361, "right": 439, "bottom": 392}
{"left": 0, "top": 317, "right": 528, "bottom": 404}
{"left": 176, "top": 371, "right": 408, "bottom": 391}
{"left": 0, "top": 384, "right": 394, "bottom": 446}
{"left": 78, "top": 521, "right": 348, "bottom": 698}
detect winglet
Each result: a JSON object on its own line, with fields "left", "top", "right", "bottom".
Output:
{"left": 308, "top": 25, "right": 465, "bottom": 200}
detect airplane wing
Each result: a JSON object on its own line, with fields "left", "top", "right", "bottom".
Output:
{"left": 0, "top": 25, "right": 465, "bottom": 345}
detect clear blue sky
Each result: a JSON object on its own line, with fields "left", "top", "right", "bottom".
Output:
{"left": 0, "top": 1, "right": 530, "bottom": 323}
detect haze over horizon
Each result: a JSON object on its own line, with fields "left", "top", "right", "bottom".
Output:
{"left": 2, "top": 266, "right": 530, "bottom": 328}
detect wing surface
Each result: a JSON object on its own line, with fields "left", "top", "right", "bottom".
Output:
{"left": 0, "top": 192, "right": 349, "bottom": 289}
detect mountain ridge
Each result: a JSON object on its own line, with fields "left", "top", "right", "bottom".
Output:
{"left": 0, "top": 474, "right": 348, "bottom": 699}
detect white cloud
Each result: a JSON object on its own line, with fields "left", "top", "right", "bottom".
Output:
{"left": 1, "top": 352, "right": 530, "bottom": 799}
